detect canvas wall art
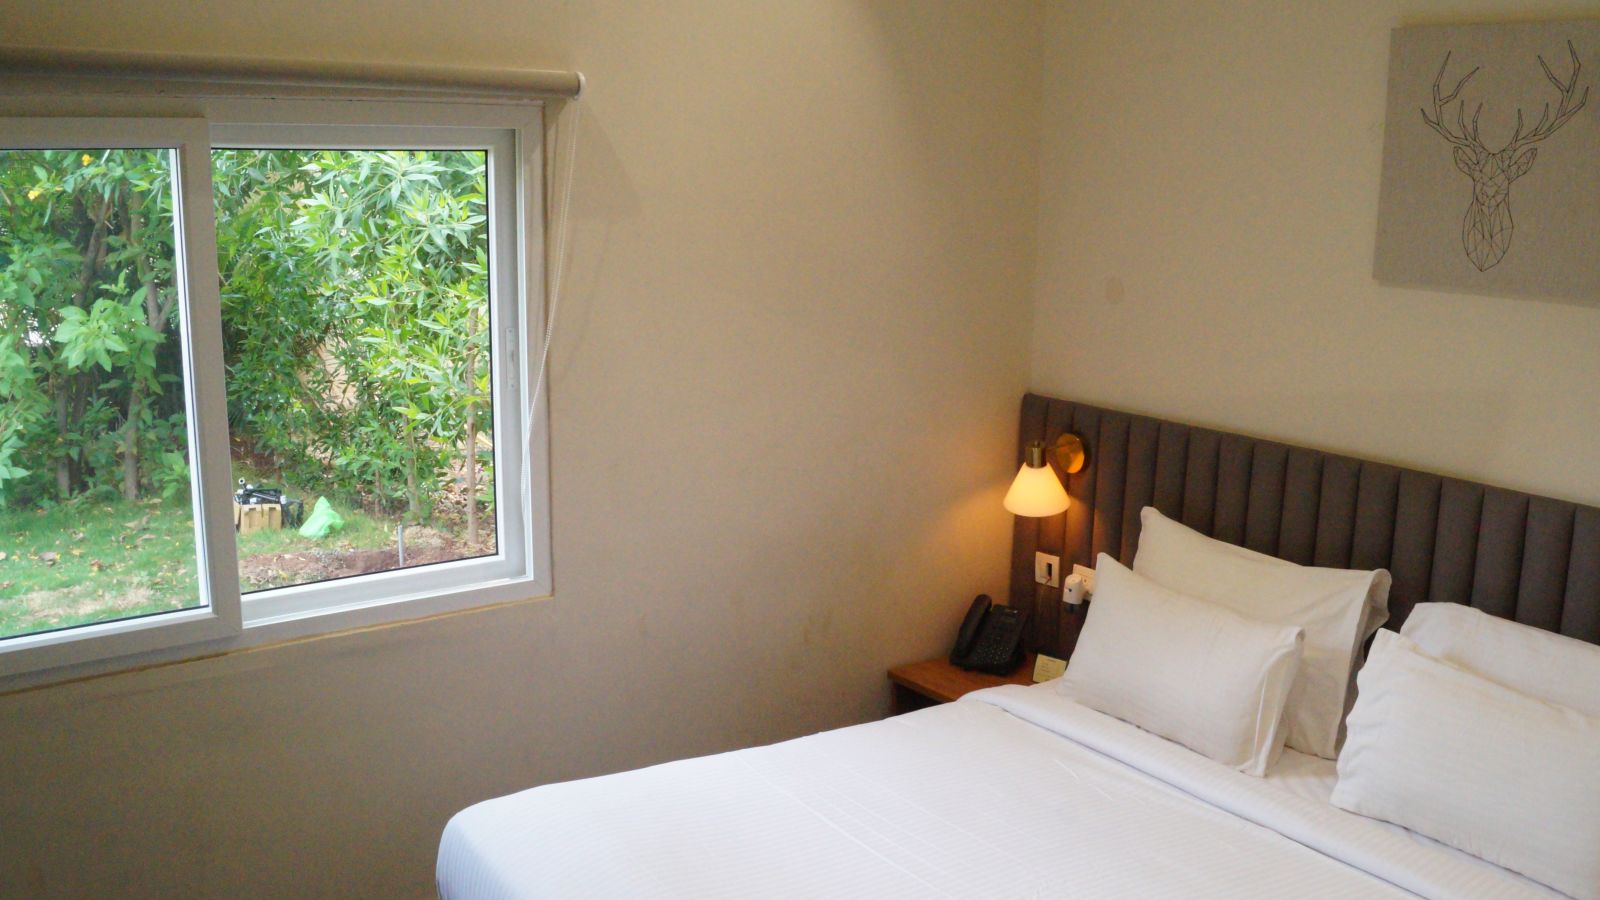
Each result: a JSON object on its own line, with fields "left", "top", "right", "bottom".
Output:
{"left": 1375, "top": 21, "right": 1599, "bottom": 302}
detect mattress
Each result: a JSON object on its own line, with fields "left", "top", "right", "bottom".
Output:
{"left": 437, "top": 682, "right": 1557, "bottom": 899}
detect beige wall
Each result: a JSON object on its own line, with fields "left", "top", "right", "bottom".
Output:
{"left": 1033, "top": 0, "right": 1600, "bottom": 508}
{"left": 0, "top": 3, "right": 1040, "bottom": 896}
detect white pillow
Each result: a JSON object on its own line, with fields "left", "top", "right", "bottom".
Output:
{"left": 1061, "top": 554, "right": 1303, "bottom": 776}
{"left": 1402, "top": 602, "right": 1600, "bottom": 717}
{"left": 1332, "top": 630, "right": 1600, "bottom": 900}
{"left": 1132, "top": 507, "right": 1391, "bottom": 759}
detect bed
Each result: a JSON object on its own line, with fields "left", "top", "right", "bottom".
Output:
{"left": 438, "top": 395, "right": 1600, "bottom": 899}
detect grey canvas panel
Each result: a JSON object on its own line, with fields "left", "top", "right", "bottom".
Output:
{"left": 1012, "top": 394, "right": 1600, "bottom": 656}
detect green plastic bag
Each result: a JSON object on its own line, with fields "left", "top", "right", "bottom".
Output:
{"left": 298, "top": 496, "right": 345, "bottom": 539}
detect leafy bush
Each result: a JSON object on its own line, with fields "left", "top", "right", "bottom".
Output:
{"left": 0, "top": 147, "right": 493, "bottom": 533}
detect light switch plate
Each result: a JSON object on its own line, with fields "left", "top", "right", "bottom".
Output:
{"left": 1071, "top": 563, "right": 1096, "bottom": 595}
{"left": 1034, "top": 552, "right": 1061, "bottom": 587}
{"left": 1033, "top": 654, "right": 1067, "bottom": 682}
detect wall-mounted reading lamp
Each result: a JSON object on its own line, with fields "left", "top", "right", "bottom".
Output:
{"left": 1002, "top": 434, "right": 1086, "bottom": 517}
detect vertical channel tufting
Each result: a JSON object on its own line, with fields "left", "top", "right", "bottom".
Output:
{"left": 1092, "top": 413, "right": 1130, "bottom": 564}
{"left": 1278, "top": 449, "right": 1323, "bottom": 566}
{"left": 1152, "top": 422, "right": 1189, "bottom": 523}
{"left": 1031, "top": 402, "right": 1075, "bottom": 649}
{"left": 1245, "top": 442, "right": 1289, "bottom": 556}
{"left": 1563, "top": 508, "right": 1600, "bottom": 643}
{"left": 1011, "top": 395, "right": 1600, "bottom": 649}
{"left": 1121, "top": 417, "right": 1161, "bottom": 561}
{"left": 1472, "top": 489, "right": 1527, "bottom": 621}
{"left": 1431, "top": 479, "right": 1485, "bottom": 610}
{"left": 1214, "top": 434, "right": 1254, "bottom": 545}
{"left": 1180, "top": 428, "right": 1220, "bottom": 535}
{"left": 1389, "top": 470, "right": 1441, "bottom": 628}
{"left": 1056, "top": 403, "right": 1101, "bottom": 657}
{"left": 1008, "top": 395, "right": 1048, "bottom": 612}
{"left": 1350, "top": 463, "right": 1401, "bottom": 574}
{"left": 1516, "top": 496, "right": 1572, "bottom": 632}
{"left": 1064, "top": 404, "right": 1100, "bottom": 573}
{"left": 1314, "top": 456, "right": 1361, "bottom": 569}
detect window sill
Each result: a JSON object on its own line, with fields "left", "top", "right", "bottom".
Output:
{"left": 242, "top": 575, "right": 551, "bottom": 640}
{"left": 1, "top": 578, "right": 553, "bottom": 695}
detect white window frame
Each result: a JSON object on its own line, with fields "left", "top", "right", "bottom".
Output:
{"left": 0, "top": 98, "right": 554, "bottom": 686}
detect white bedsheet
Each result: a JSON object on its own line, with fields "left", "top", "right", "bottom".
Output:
{"left": 438, "top": 683, "right": 1557, "bottom": 899}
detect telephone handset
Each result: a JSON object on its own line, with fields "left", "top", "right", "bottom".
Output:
{"left": 950, "top": 594, "right": 1027, "bottom": 674}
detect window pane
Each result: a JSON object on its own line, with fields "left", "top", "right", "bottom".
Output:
{"left": 213, "top": 149, "right": 496, "bottom": 594}
{"left": 0, "top": 148, "right": 201, "bottom": 640}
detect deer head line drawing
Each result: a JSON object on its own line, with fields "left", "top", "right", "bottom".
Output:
{"left": 1421, "top": 41, "right": 1589, "bottom": 272}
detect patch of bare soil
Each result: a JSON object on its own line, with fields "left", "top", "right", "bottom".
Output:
{"left": 238, "top": 527, "right": 487, "bottom": 590}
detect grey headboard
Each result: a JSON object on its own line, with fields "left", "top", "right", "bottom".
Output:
{"left": 1010, "top": 394, "right": 1600, "bottom": 659}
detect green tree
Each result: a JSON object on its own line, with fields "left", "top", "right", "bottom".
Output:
{"left": 0, "top": 147, "right": 492, "bottom": 536}
{"left": 0, "top": 149, "right": 183, "bottom": 507}
{"left": 213, "top": 149, "right": 491, "bottom": 530}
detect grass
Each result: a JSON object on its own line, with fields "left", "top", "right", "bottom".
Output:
{"left": 0, "top": 496, "right": 198, "bottom": 639}
{"left": 0, "top": 482, "right": 398, "bottom": 640}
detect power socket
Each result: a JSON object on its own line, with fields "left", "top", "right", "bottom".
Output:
{"left": 1071, "top": 563, "right": 1096, "bottom": 595}
{"left": 1034, "top": 552, "right": 1061, "bottom": 587}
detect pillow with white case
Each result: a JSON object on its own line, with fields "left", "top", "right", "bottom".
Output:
{"left": 1332, "top": 630, "right": 1600, "bottom": 900}
{"left": 1132, "top": 507, "right": 1390, "bottom": 759}
{"left": 1061, "top": 554, "right": 1304, "bottom": 776}
{"left": 1402, "top": 601, "right": 1600, "bottom": 717}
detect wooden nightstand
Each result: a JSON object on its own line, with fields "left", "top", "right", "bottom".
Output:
{"left": 887, "top": 655, "right": 1036, "bottom": 715}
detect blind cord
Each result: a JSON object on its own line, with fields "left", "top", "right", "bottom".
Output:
{"left": 533, "top": 100, "right": 581, "bottom": 423}
{"left": 521, "top": 100, "right": 582, "bottom": 518}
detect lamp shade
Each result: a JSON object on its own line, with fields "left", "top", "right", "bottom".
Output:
{"left": 1003, "top": 460, "right": 1070, "bottom": 517}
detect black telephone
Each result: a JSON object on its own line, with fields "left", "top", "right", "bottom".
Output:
{"left": 950, "top": 594, "right": 1027, "bottom": 674}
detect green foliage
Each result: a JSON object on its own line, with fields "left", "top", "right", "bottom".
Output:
{"left": 0, "top": 148, "right": 182, "bottom": 507}
{"left": 212, "top": 149, "right": 493, "bottom": 523}
{"left": 0, "top": 146, "right": 493, "bottom": 528}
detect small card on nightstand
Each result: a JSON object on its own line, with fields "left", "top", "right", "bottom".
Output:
{"left": 1032, "top": 653, "right": 1067, "bottom": 683}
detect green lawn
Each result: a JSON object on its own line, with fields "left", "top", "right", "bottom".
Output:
{"left": 0, "top": 498, "right": 198, "bottom": 639}
{"left": 0, "top": 489, "right": 397, "bottom": 640}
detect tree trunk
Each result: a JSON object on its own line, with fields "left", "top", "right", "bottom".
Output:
{"left": 405, "top": 429, "right": 421, "bottom": 522}
{"left": 121, "top": 388, "right": 142, "bottom": 501}
{"left": 54, "top": 377, "right": 70, "bottom": 499}
{"left": 117, "top": 195, "right": 168, "bottom": 503}
{"left": 54, "top": 195, "right": 115, "bottom": 499}
{"left": 463, "top": 309, "right": 479, "bottom": 546}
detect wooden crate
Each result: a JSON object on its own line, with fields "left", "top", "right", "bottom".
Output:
{"left": 233, "top": 501, "right": 283, "bottom": 534}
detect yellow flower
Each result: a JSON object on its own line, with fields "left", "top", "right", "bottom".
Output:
{"left": 27, "top": 189, "right": 41, "bottom": 201}
{"left": 81, "top": 154, "right": 93, "bottom": 166}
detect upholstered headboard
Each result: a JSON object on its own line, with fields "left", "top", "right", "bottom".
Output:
{"left": 1010, "top": 394, "right": 1600, "bottom": 659}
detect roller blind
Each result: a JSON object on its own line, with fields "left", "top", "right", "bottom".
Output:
{"left": 0, "top": 45, "right": 583, "bottom": 102}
